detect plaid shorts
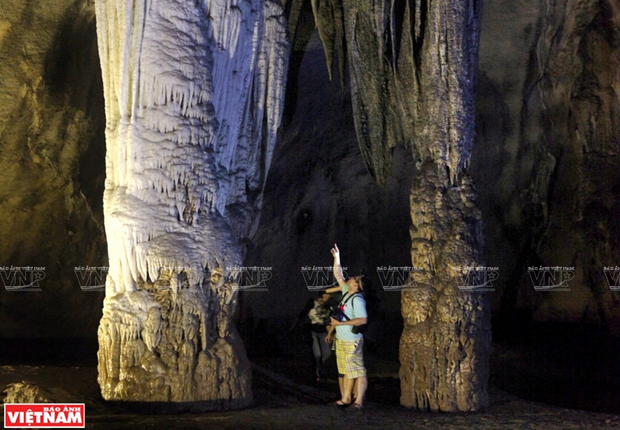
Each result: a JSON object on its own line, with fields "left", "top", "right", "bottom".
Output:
{"left": 335, "top": 337, "right": 366, "bottom": 379}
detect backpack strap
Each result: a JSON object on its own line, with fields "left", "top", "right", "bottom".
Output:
{"left": 339, "top": 292, "right": 357, "bottom": 305}
{"left": 339, "top": 292, "right": 361, "bottom": 320}
{"left": 350, "top": 293, "right": 364, "bottom": 318}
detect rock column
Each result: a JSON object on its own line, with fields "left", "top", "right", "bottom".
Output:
{"left": 395, "top": 0, "right": 491, "bottom": 412}
{"left": 94, "top": 0, "right": 287, "bottom": 408}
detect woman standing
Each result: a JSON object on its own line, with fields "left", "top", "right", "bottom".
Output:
{"left": 325, "top": 244, "right": 368, "bottom": 411}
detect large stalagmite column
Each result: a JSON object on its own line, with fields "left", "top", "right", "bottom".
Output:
{"left": 396, "top": 1, "right": 491, "bottom": 411}
{"left": 94, "top": 0, "right": 287, "bottom": 408}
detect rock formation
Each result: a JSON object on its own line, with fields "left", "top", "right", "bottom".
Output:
{"left": 475, "top": 0, "right": 620, "bottom": 329}
{"left": 94, "top": 0, "right": 287, "bottom": 407}
{"left": 0, "top": 0, "right": 106, "bottom": 337}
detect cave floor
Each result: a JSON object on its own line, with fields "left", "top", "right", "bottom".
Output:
{"left": 1, "top": 363, "right": 619, "bottom": 429}
{"left": 2, "top": 330, "right": 620, "bottom": 430}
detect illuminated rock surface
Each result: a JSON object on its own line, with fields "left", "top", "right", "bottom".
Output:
{"left": 0, "top": 0, "right": 106, "bottom": 337}
{"left": 94, "top": 0, "right": 287, "bottom": 407}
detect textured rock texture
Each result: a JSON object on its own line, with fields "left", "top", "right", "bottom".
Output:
{"left": 0, "top": 0, "right": 106, "bottom": 337}
{"left": 475, "top": 0, "right": 620, "bottom": 330}
{"left": 2, "top": 381, "right": 83, "bottom": 404}
{"left": 399, "top": 0, "right": 491, "bottom": 411}
{"left": 345, "top": 0, "right": 491, "bottom": 412}
{"left": 94, "top": 0, "right": 287, "bottom": 407}
{"left": 403, "top": 165, "right": 490, "bottom": 411}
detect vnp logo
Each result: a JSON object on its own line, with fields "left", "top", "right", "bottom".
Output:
{"left": 301, "top": 266, "right": 348, "bottom": 291}
{"left": 603, "top": 266, "right": 620, "bottom": 291}
{"left": 74, "top": 266, "right": 108, "bottom": 291}
{"left": 528, "top": 266, "right": 575, "bottom": 291}
{"left": 456, "top": 266, "right": 499, "bottom": 292}
{"left": 377, "top": 266, "right": 421, "bottom": 291}
{"left": 4, "top": 403, "right": 85, "bottom": 428}
{"left": 0, "top": 266, "right": 45, "bottom": 291}
{"left": 227, "top": 266, "right": 272, "bottom": 292}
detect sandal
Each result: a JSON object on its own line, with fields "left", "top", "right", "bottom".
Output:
{"left": 330, "top": 400, "right": 350, "bottom": 409}
{"left": 348, "top": 403, "right": 363, "bottom": 412}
